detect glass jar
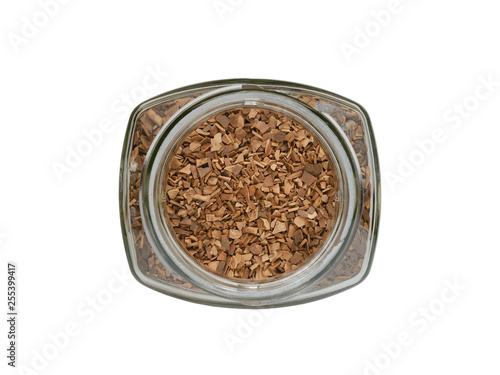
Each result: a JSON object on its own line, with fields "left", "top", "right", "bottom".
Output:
{"left": 119, "top": 79, "right": 380, "bottom": 308}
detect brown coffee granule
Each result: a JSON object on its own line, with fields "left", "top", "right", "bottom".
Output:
{"left": 162, "top": 107, "right": 340, "bottom": 280}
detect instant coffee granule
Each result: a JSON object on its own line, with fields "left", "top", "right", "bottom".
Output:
{"left": 162, "top": 108, "right": 340, "bottom": 280}
{"left": 128, "top": 94, "right": 371, "bottom": 289}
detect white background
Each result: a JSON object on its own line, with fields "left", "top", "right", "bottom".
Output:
{"left": 1, "top": 0, "right": 499, "bottom": 374}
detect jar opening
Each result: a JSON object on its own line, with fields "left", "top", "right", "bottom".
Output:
{"left": 140, "top": 88, "right": 362, "bottom": 305}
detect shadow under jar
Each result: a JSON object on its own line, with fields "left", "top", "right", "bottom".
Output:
{"left": 120, "top": 79, "right": 381, "bottom": 308}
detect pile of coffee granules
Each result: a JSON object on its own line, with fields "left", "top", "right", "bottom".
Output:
{"left": 162, "top": 108, "right": 340, "bottom": 280}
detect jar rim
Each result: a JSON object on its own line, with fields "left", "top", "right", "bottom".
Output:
{"left": 140, "top": 86, "right": 363, "bottom": 306}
